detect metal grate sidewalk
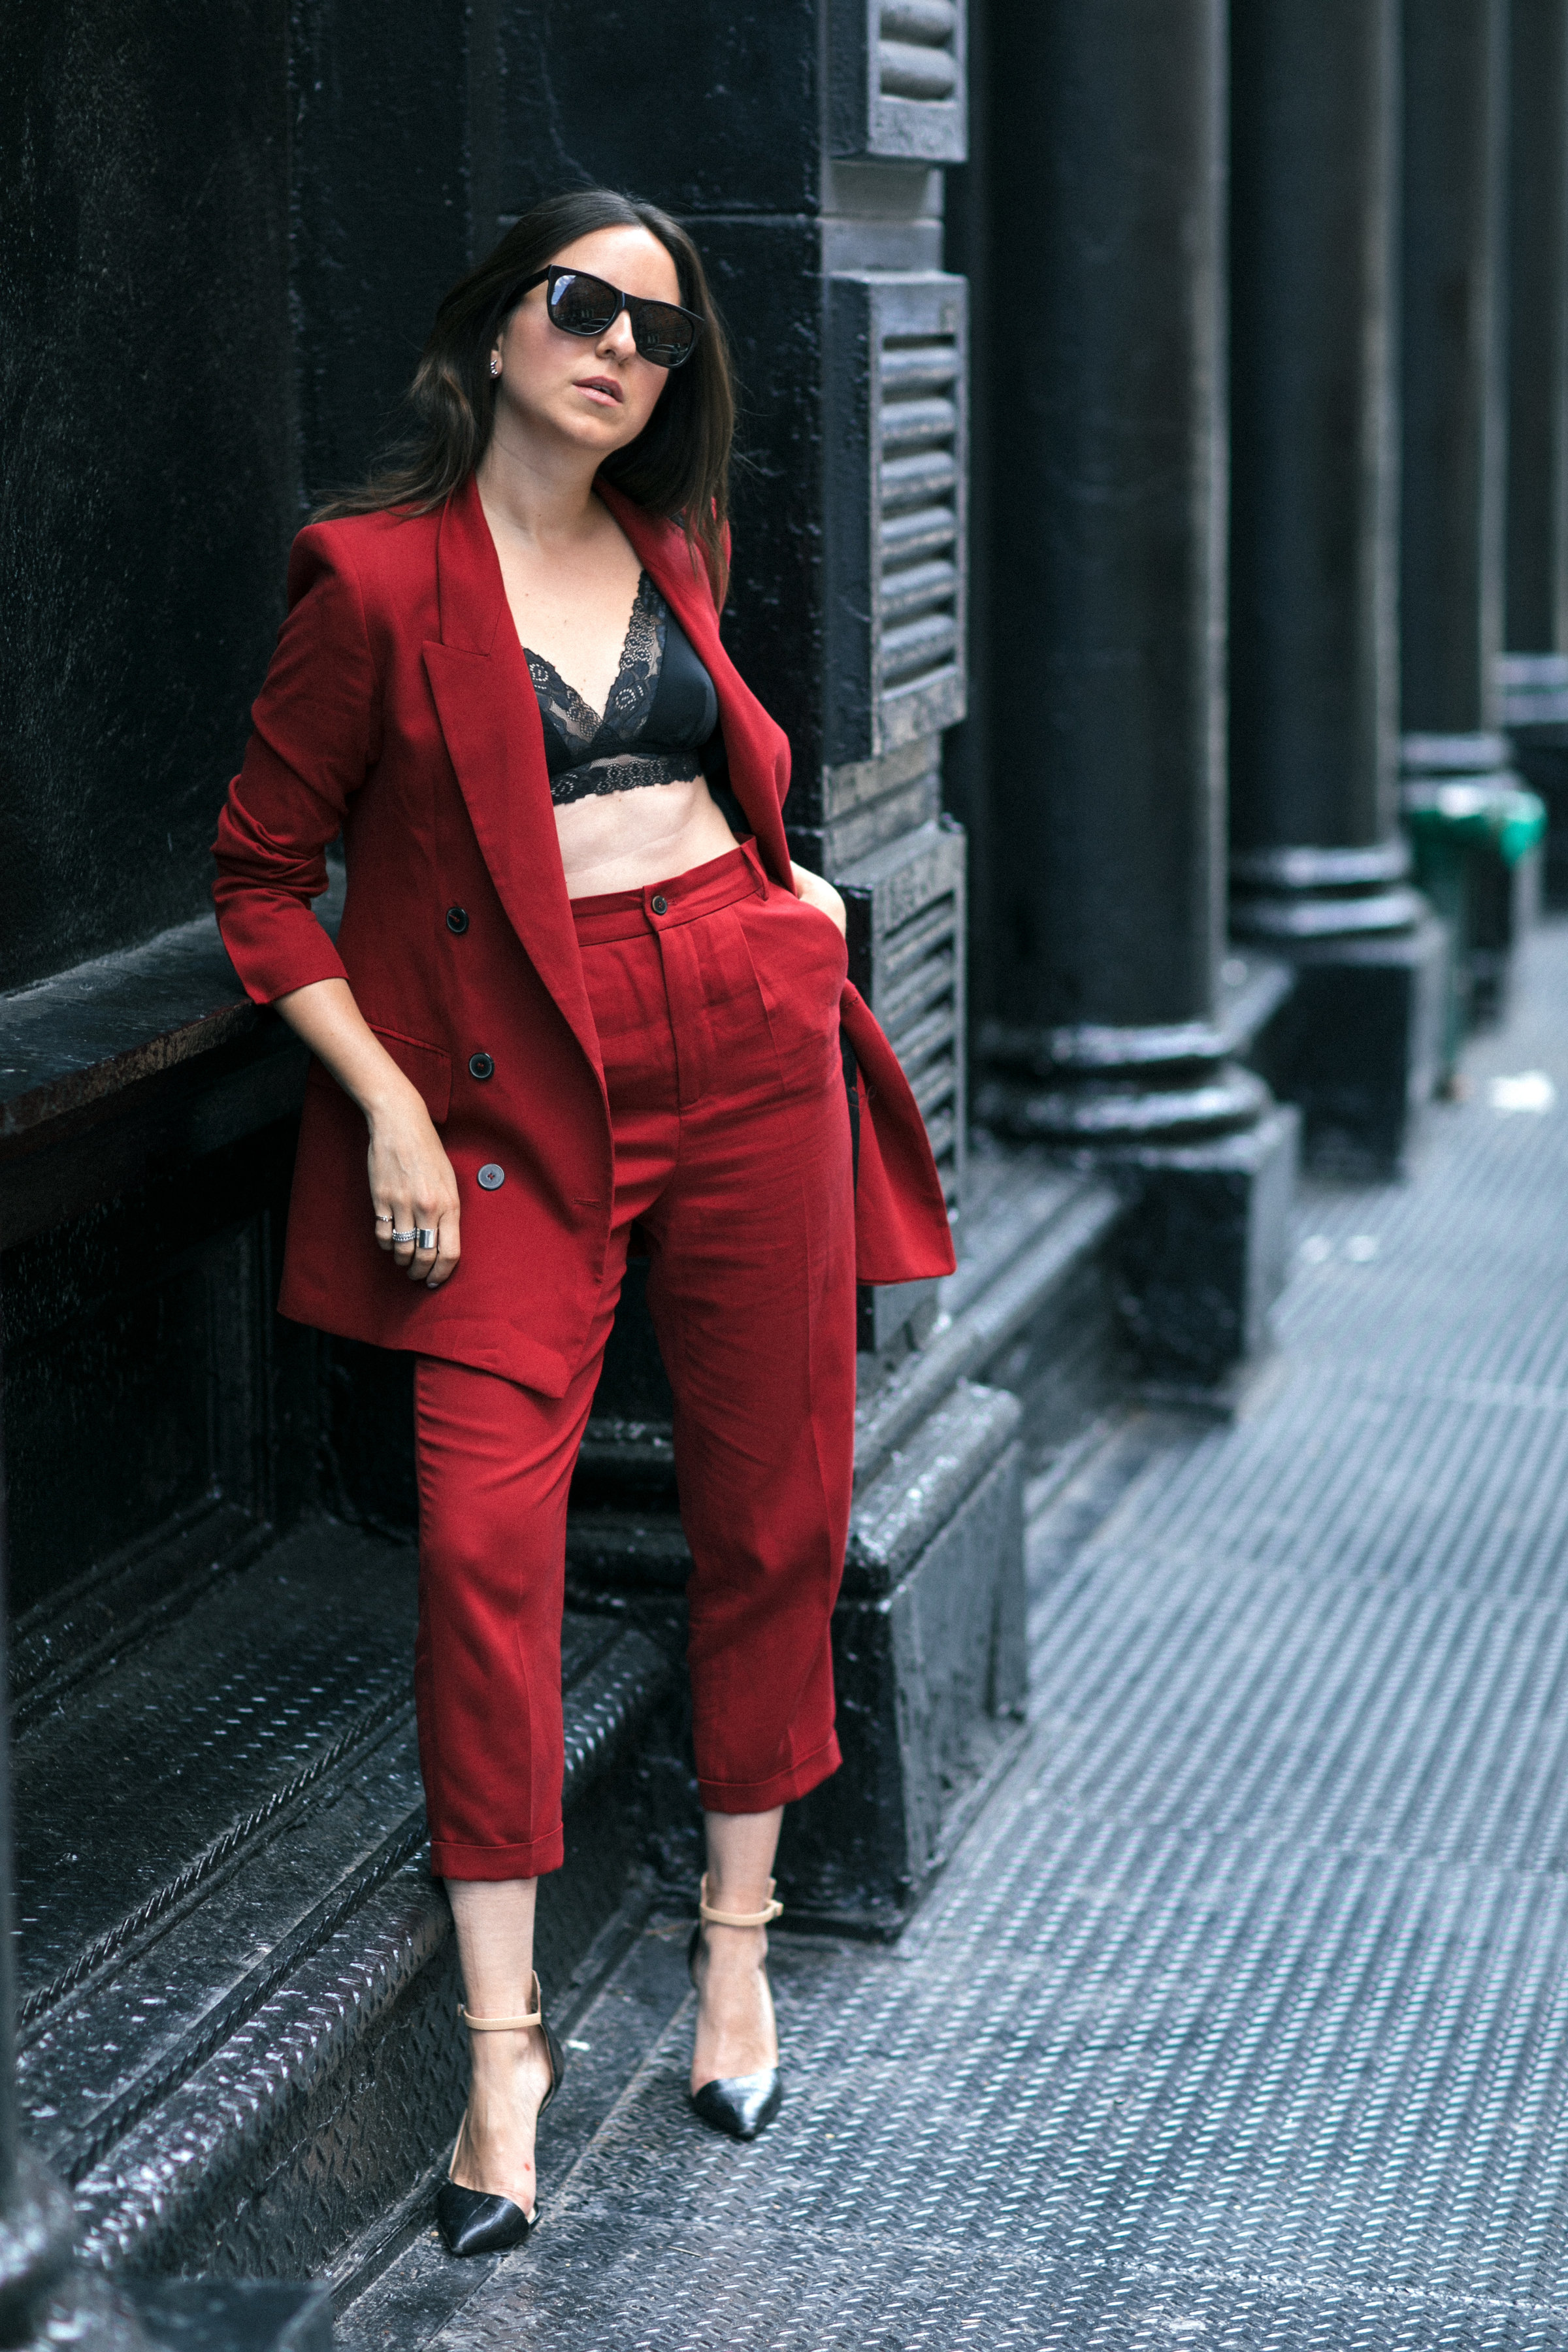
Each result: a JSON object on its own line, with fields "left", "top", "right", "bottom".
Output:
{"left": 344, "top": 922, "right": 1568, "bottom": 2352}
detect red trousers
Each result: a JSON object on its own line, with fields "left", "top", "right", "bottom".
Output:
{"left": 414, "top": 842, "right": 858, "bottom": 1880}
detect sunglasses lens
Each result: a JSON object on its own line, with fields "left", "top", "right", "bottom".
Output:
{"left": 544, "top": 270, "right": 699, "bottom": 367}
{"left": 548, "top": 272, "right": 619, "bottom": 336}
{"left": 633, "top": 304, "right": 699, "bottom": 368}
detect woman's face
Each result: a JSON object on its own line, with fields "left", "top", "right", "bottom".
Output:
{"left": 490, "top": 225, "right": 683, "bottom": 459}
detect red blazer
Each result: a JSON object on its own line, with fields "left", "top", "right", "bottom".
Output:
{"left": 212, "top": 474, "right": 955, "bottom": 1397}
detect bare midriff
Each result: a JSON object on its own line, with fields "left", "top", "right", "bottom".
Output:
{"left": 553, "top": 771, "right": 741, "bottom": 899}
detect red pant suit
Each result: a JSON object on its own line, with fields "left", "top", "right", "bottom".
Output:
{"left": 212, "top": 474, "right": 955, "bottom": 1880}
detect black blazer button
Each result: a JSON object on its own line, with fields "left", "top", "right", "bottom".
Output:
{"left": 446, "top": 906, "right": 470, "bottom": 934}
{"left": 468, "top": 1051, "right": 495, "bottom": 1081}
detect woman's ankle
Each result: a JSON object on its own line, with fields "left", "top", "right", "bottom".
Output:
{"left": 698, "top": 1921, "right": 768, "bottom": 1963}
{"left": 467, "top": 2029, "right": 552, "bottom": 2106}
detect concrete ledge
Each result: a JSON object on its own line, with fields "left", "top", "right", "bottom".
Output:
{"left": 0, "top": 886, "right": 342, "bottom": 1247}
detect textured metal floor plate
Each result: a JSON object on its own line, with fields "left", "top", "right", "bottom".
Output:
{"left": 14, "top": 1522, "right": 422, "bottom": 2003}
{"left": 340, "top": 924, "right": 1568, "bottom": 2349}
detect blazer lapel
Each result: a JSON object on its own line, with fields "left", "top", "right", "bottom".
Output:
{"left": 598, "top": 487, "right": 795, "bottom": 885}
{"left": 423, "top": 478, "right": 602, "bottom": 1079}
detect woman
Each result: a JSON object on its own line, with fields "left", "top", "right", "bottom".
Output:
{"left": 212, "top": 188, "right": 954, "bottom": 2255}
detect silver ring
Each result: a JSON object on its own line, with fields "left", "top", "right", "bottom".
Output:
{"left": 374, "top": 1213, "right": 393, "bottom": 1225}
{"left": 390, "top": 1228, "right": 417, "bottom": 1245}
{"left": 416, "top": 1228, "right": 438, "bottom": 1252}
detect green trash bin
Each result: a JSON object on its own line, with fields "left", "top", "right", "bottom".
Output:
{"left": 1403, "top": 779, "right": 1546, "bottom": 1075}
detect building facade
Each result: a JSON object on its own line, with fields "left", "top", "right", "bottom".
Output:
{"left": 1, "top": 0, "right": 1563, "bottom": 2332}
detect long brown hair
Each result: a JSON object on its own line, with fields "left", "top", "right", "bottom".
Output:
{"left": 318, "top": 189, "right": 736, "bottom": 604}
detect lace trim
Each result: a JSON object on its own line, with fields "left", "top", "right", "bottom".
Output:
{"left": 551, "top": 751, "right": 702, "bottom": 808}
{"left": 528, "top": 572, "right": 665, "bottom": 755}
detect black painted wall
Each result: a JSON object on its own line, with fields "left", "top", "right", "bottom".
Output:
{"left": 0, "top": 0, "right": 495, "bottom": 1000}
{"left": 0, "top": 0, "right": 296, "bottom": 993}
{"left": 290, "top": 0, "right": 492, "bottom": 504}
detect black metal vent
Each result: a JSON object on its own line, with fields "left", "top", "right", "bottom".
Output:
{"left": 830, "top": 0, "right": 966, "bottom": 162}
{"left": 827, "top": 272, "right": 968, "bottom": 766}
{"left": 877, "top": 0, "right": 959, "bottom": 102}
{"left": 879, "top": 883, "right": 961, "bottom": 1200}
{"left": 879, "top": 327, "right": 962, "bottom": 719}
{"left": 843, "top": 817, "right": 966, "bottom": 1216}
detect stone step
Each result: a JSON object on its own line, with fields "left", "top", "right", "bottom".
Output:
{"left": 11, "top": 1516, "right": 673, "bottom": 2283}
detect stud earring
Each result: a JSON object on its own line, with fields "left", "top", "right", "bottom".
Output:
{"left": 489, "top": 354, "right": 502, "bottom": 378}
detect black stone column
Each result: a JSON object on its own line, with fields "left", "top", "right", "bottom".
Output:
{"left": 1499, "top": 0, "right": 1568, "bottom": 907}
{"left": 1228, "top": 0, "right": 1446, "bottom": 1177}
{"left": 1504, "top": 0, "right": 1568, "bottom": 655}
{"left": 1400, "top": 0, "right": 1536, "bottom": 1031}
{"left": 973, "top": 0, "right": 1297, "bottom": 1394}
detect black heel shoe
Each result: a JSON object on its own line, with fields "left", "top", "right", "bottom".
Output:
{"left": 687, "top": 1873, "right": 785, "bottom": 2142}
{"left": 436, "top": 1972, "right": 564, "bottom": 2257}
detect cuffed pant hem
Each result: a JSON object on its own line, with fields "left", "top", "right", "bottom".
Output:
{"left": 432, "top": 1827, "right": 565, "bottom": 1880}
{"left": 697, "top": 1731, "right": 842, "bottom": 1815}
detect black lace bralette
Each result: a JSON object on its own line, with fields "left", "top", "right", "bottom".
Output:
{"left": 525, "top": 570, "right": 719, "bottom": 808}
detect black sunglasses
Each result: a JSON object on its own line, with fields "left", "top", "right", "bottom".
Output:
{"left": 514, "top": 265, "right": 704, "bottom": 370}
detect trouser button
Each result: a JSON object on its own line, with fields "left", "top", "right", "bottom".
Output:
{"left": 651, "top": 894, "right": 668, "bottom": 915}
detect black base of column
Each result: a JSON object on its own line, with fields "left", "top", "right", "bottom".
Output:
{"left": 1247, "top": 913, "right": 1449, "bottom": 1177}
{"left": 977, "top": 1024, "right": 1299, "bottom": 1399}
{"left": 35, "top": 2274, "right": 334, "bottom": 2352}
{"left": 1108, "top": 1103, "right": 1300, "bottom": 1399}
{"left": 18, "top": 2272, "right": 148, "bottom": 2352}
{"left": 122, "top": 2277, "right": 333, "bottom": 2350}
{"left": 777, "top": 1385, "right": 1026, "bottom": 1936}
{"left": 0, "top": 2148, "right": 77, "bottom": 2350}
{"left": 564, "top": 1378, "right": 1033, "bottom": 1942}
{"left": 0, "top": 2172, "right": 313, "bottom": 2352}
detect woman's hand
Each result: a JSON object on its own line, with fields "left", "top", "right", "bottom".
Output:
{"left": 790, "top": 860, "right": 848, "bottom": 939}
{"left": 368, "top": 1097, "right": 463, "bottom": 1287}
{"left": 272, "top": 977, "right": 461, "bottom": 1289}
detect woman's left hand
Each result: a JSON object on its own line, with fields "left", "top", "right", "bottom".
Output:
{"left": 790, "top": 861, "right": 848, "bottom": 939}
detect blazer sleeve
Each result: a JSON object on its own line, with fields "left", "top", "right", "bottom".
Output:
{"left": 212, "top": 525, "right": 379, "bottom": 1005}
{"left": 840, "top": 983, "right": 958, "bottom": 1283}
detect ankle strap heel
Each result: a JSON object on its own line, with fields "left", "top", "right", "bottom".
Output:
{"left": 696, "top": 1871, "right": 783, "bottom": 1928}
{"left": 687, "top": 1875, "right": 785, "bottom": 2144}
{"left": 457, "top": 1965, "right": 551, "bottom": 2038}
{"left": 458, "top": 2003, "right": 542, "bottom": 2031}
{"left": 437, "top": 1970, "right": 566, "bottom": 2259}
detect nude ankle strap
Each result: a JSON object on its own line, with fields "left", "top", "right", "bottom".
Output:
{"left": 697, "top": 1870, "right": 783, "bottom": 1929}
{"left": 457, "top": 1969, "right": 544, "bottom": 2031}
